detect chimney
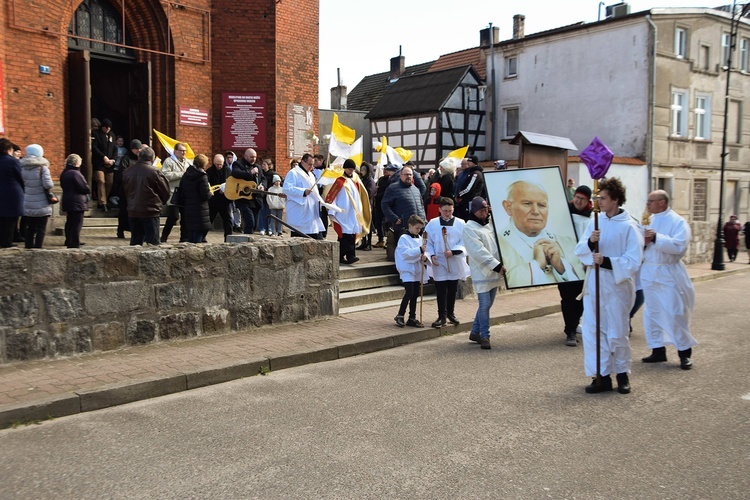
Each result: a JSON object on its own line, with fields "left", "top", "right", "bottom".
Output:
{"left": 330, "top": 68, "right": 348, "bottom": 110}
{"left": 480, "top": 26, "right": 500, "bottom": 48}
{"left": 390, "top": 46, "right": 405, "bottom": 82}
{"left": 513, "top": 14, "right": 525, "bottom": 39}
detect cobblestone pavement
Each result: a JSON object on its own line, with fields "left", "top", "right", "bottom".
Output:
{"left": 2, "top": 223, "right": 748, "bottom": 427}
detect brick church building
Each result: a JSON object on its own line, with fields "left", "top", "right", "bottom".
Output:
{"left": 0, "top": 0, "right": 319, "bottom": 179}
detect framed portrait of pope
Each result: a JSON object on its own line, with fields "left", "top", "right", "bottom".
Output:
{"left": 485, "top": 166, "right": 586, "bottom": 290}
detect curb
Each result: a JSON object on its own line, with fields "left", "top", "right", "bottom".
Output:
{"left": 1, "top": 266, "right": 747, "bottom": 429}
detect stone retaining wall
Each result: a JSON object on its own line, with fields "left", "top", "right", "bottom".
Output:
{"left": 0, "top": 239, "right": 338, "bottom": 364}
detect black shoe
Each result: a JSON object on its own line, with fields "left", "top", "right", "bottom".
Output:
{"left": 642, "top": 347, "right": 667, "bottom": 363}
{"left": 678, "top": 348, "right": 693, "bottom": 370}
{"left": 479, "top": 337, "right": 491, "bottom": 350}
{"left": 431, "top": 317, "right": 447, "bottom": 328}
{"left": 160, "top": 238, "right": 168, "bottom": 244}
{"left": 616, "top": 373, "right": 631, "bottom": 394}
{"left": 394, "top": 315, "right": 405, "bottom": 327}
{"left": 13, "top": 236, "right": 25, "bottom": 243}
{"left": 469, "top": 332, "right": 481, "bottom": 343}
{"left": 101, "top": 205, "right": 109, "bottom": 213}
{"left": 565, "top": 333, "right": 577, "bottom": 347}
{"left": 347, "top": 256, "right": 359, "bottom": 264}
{"left": 585, "top": 375, "right": 613, "bottom": 394}
{"left": 339, "top": 259, "right": 347, "bottom": 265}
{"left": 447, "top": 314, "right": 460, "bottom": 325}
{"left": 117, "top": 232, "right": 125, "bottom": 239}
{"left": 406, "top": 318, "right": 424, "bottom": 328}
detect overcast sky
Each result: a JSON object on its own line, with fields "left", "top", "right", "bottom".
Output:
{"left": 318, "top": 0, "right": 723, "bottom": 108}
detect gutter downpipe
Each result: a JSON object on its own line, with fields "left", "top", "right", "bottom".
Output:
{"left": 646, "top": 14, "right": 657, "bottom": 193}
{"left": 489, "top": 22, "right": 497, "bottom": 161}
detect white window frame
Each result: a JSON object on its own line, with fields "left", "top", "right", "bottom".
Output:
{"left": 671, "top": 89, "right": 688, "bottom": 137}
{"left": 740, "top": 37, "right": 749, "bottom": 72}
{"left": 722, "top": 32, "right": 731, "bottom": 68}
{"left": 675, "top": 28, "right": 687, "bottom": 59}
{"left": 694, "top": 94, "right": 711, "bottom": 140}
{"left": 502, "top": 106, "right": 519, "bottom": 139}
{"left": 505, "top": 56, "right": 518, "bottom": 78}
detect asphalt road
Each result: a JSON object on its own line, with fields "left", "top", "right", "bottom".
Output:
{"left": 1, "top": 273, "right": 748, "bottom": 499}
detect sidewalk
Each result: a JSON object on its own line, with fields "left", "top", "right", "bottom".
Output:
{"left": 1, "top": 251, "right": 748, "bottom": 428}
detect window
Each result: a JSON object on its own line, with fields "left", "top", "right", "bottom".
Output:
{"left": 700, "top": 44, "right": 711, "bottom": 71}
{"left": 693, "top": 179, "right": 707, "bottom": 222}
{"left": 722, "top": 33, "right": 731, "bottom": 68}
{"left": 505, "top": 56, "right": 518, "bottom": 78}
{"left": 675, "top": 28, "right": 687, "bottom": 58}
{"left": 671, "top": 90, "right": 688, "bottom": 137}
{"left": 503, "top": 107, "right": 519, "bottom": 138}
{"left": 728, "top": 99, "right": 742, "bottom": 144}
{"left": 740, "top": 38, "right": 749, "bottom": 71}
{"left": 694, "top": 94, "right": 711, "bottom": 140}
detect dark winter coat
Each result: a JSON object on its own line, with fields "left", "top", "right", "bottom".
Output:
{"left": 91, "top": 128, "right": 118, "bottom": 172}
{"left": 231, "top": 158, "right": 266, "bottom": 209}
{"left": 179, "top": 165, "right": 212, "bottom": 232}
{"left": 0, "top": 153, "right": 24, "bottom": 218}
{"left": 381, "top": 178, "right": 426, "bottom": 233}
{"left": 455, "top": 165, "right": 486, "bottom": 220}
{"left": 206, "top": 164, "right": 230, "bottom": 207}
{"left": 60, "top": 164, "right": 91, "bottom": 213}
{"left": 122, "top": 159, "right": 171, "bottom": 217}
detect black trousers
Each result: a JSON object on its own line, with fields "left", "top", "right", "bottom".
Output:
{"left": 339, "top": 233, "right": 356, "bottom": 262}
{"left": 0, "top": 216, "right": 19, "bottom": 248}
{"left": 24, "top": 216, "right": 48, "bottom": 249}
{"left": 65, "top": 211, "right": 84, "bottom": 248}
{"left": 398, "top": 281, "right": 420, "bottom": 318}
{"left": 209, "top": 199, "right": 233, "bottom": 238}
{"left": 161, "top": 205, "right": 186, "bottom": 242}
{"left": 434, "top": 279, "right": 459, "bottom": 318}
{"left": 558, "top": 280, "right": 584, "bottom": 335}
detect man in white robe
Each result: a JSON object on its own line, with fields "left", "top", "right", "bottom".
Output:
{"left": 640, "top": 190, "right": 697, "bottom": 370}
{"left": 424, "top": 198, "right": 470, "bottom": 327}
{"left": 575, "top": 178, "right": 643, "bottom": 394}
{"left": 498, "top": 180, "right": 584, "bottom": 288}
{"left": 282, "top": 153, "right": 324, "bottom": 239}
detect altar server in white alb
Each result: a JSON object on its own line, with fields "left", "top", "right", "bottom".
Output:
{"left": 282, "top": 153, "right": 325, "bottom": 239}
{"left": 640, "top": 190, "right": 697, "bottom": 370}
{"left": 424, "top": 197, "right": 470, "bottom": 328}
{"left": 574, "top": 177, "right": 643, "bottom": 395}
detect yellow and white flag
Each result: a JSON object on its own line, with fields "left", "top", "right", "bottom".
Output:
{"left": 331, "top": 113, "right": 356, "bottom": 145}
{"left": 373, "top": 136, "right": 414, "bottom": 168}
{"left": 447, "top": 145, "right": 469, "bottom": 159}
{"left": 153, "top": 129, "right": 196, "bottom": 160}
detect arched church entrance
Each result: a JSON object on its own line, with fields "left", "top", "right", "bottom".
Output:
{"left": 67, "top": 0, "right": 171, "bottom": 184}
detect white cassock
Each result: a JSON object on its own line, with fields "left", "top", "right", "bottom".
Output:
{"left": 575, "top": 209, "right": 643, "bottom": 377}
{"left": 641, "top": 208, "right": 697, "bottom": 351}
{"left": 497, "top": 218, "right": 584, "bottom": 288}
{"left": 395, "top": 233, "right": 429, "bottom": 283}
{"left": 424, "top": 217, "right": 470, "bottom": 281}
{"left": 282, "top": 166, "right": 324, "bottom": 235}
{"left": 329, "top": 175, "right": 363, "bottom": 235}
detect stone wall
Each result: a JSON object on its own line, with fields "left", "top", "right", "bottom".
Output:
{"left": 0, "top": 239, "right": 338, "bottom": 364}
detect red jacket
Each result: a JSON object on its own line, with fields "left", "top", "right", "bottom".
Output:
{"left": 425, "top": 183, "right": 442, "bottom": 221}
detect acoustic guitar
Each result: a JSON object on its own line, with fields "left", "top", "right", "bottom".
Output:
{"left": 224, "top": 177, "right": 285, "bottom": 201}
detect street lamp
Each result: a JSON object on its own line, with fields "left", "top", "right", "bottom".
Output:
{"left": 712, "top": 0, "right": 750, "bottom": 270}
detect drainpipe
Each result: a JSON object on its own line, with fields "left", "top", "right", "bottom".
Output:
{"left": 646, "top": 14, "right": 657, "bottom": 192}
{"left": 489, "top": 22, "right": 496, "bottom": 161}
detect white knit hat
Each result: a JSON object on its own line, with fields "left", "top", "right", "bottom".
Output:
{"left": 25, "top": 144, "right": 44, "bottom": 158}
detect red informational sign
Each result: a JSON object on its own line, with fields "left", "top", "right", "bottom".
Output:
{"left": 179, "top": 106, "right": 209, "bottom": 127}
{"left": 221, "top": 92, "right": 267, "bottom": 150}
{"left": 0, "top": 61, "right": 5, "bottom": 135}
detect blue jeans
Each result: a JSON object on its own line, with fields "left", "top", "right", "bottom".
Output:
{"left": 129, "top": 217, "right": 160, "bottom": 246}
{"left": 238, "top": 204, "right": 255, "bottom": 234}
{"left": 258, "top": 200, "right": 269, "bottom": 233}
{"left": 472, "top": 287, "right": 497, "bottom": 339}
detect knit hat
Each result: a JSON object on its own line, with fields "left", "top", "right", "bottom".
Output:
{"left": 130, "top": 139, "right": 143, "bottom": 150}
{"left": 574, "top": 185, "right": 592, "bottom": 199}
{"left": 25, "top": 144, "right": 44, "bottom": 158}
{"left": 343, "top": 158, "right": 357, "bottom": 170}
{"left": 101, "top": 118, "right": 112, "bottom": 128}
{"left": 272, "top": 174, "right": 281, "bottom": 183}
{"left": 466, "top": 155, "right": 479, "bottom": 165}
{"left": 470, "top": 196, "right": 488, "bottom": 213}
{"left": 385, "top": 164, "right": 399, "bottom": 172}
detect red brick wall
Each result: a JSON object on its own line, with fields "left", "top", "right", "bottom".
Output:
{"left": 1, "top": 0, "right": 319, "bottom": 178}
{"left": 275, "top": 0, "right": 319, "bottom": 177}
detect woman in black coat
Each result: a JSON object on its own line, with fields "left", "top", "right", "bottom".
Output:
{"left": 178, "top": 154, "right": 212, "bottom": 243}
{"left": 59, "top": 154, "right": 91, "bottom": 248}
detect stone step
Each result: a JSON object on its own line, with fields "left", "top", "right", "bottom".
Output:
{"left": 338, "top": 261, "right": 396, "bottom": 279}
{"left": 339, "top": 295, "right": 438, "bottom": 315}
{"left": 339, "top": 273, "right": 401, "bottom": 292}
{"left": 339, "top": 283, "right": 435, "bottom": 309}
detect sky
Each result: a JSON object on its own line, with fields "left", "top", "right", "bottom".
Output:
{"left": 318, "top": 0, "right": 724, "bottom": 108}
